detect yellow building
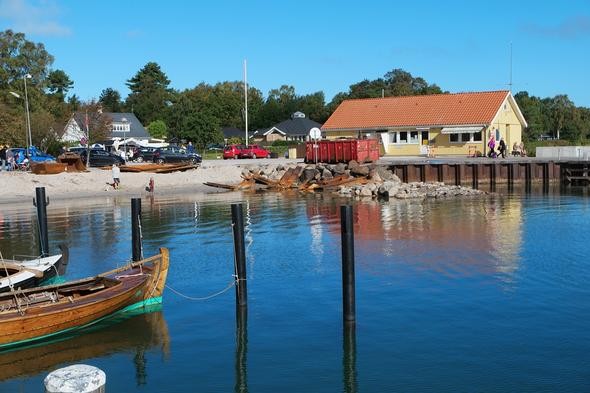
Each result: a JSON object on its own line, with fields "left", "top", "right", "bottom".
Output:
{"left": 321, "top": 90, "right": 527, "bottom": 157}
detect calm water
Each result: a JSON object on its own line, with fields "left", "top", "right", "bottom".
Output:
{"left": 0, "top": 187, "right": 589, "bottom": 392}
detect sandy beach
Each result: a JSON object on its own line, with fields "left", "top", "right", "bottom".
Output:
{"left": 0, "top": 158, "right": 300, "bottom": 205}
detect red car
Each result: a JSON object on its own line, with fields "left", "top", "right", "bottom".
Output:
{"left": 239, "top": 144, "right": 271, "bottom": 159}
{"left": 223, "top": 144, "right": 246, "bottom": 159}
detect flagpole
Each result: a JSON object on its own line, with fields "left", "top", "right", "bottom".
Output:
{"left": 244, "top": 59, "right": 248, "bottom": 147}
{"left": 85, "top": 111, "right": 90, "bottom": 167}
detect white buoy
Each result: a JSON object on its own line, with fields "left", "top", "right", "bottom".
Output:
{"left": 44, "top": 364, "right": 106, "bottom": 393}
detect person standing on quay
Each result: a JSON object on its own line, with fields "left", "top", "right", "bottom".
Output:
{"left": 498, "top": 137, "right": 507, "bottom": 158}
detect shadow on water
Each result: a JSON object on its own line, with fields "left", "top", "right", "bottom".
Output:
{"left": 0, "top": 305, "right": 169, "bottom": 385}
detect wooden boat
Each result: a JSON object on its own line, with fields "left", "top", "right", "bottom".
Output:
{"left": 29, "top": 161, "right": 67, "bottom": 175}
{"left": 57, "top": 152, "right": 87, "bottom": 172}
{"left": 0, "top": 246, "right": 69, "bottom": 293}
{"left": 0, "top": 248, "right": 169, "bottom": 350}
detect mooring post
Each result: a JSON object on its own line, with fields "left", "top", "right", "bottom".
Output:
{"left": 231, "top": 203, "right": 247, "bottom": 308}
{"left": 33, "top": 187, "right": 49, "bottom": 257}
{"left": 131, "top": 198, "right": 142, "bottom": 262}
{"left": 44, "top": 364, "right": 106, "bottom": 393}
{"left": 341, "top": 205, "right": 356, "bottom": 324}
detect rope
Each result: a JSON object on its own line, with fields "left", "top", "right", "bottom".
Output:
{"left": 138, "top": 215, "right": 144, "bottom": 261}
{"left": 165, "top": 280, "right": 235, "bottom": 301}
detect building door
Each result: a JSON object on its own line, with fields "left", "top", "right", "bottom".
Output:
{"left": 419, "top": 131, "right": 429, "bottom": 155}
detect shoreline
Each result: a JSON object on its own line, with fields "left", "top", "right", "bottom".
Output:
{"left": 0, "top": 159, "right": 274, "bottom": 205}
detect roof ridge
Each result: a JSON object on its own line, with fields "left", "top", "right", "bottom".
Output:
{"left": 341, "top": 90, "right": 509, "bottom": 104}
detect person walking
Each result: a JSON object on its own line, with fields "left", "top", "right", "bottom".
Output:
{"left": 498, "top": 137, "right": 507, "bottom": 158}
{"left": 487, "top": 135, "right": 496, "bottom": 158}
{"left": 112, "top": 163, "right": 121, "bottom": 189}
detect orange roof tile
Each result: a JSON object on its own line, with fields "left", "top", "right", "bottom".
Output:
{"left": 322, "top": 90, "right": 511, "bottom": 130}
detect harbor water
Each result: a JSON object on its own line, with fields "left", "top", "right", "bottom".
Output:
{"left": 0, "top": 187, "right": 589, "bottom": 392}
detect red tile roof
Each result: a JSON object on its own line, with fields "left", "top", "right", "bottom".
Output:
{"left": 322, "top": 90, "right": 511, "bottom": 130}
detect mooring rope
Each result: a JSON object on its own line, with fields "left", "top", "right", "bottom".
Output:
{"left": 165, "top": 280, "right": 235, "bottom": 301}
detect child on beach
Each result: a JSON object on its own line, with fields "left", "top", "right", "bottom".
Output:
{"left": 112, "top": 163, "right": 120, "bottom": 189}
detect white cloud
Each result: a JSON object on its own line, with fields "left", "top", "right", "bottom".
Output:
{"left": 0, "top": 0, "right": 71, "bottom": 36}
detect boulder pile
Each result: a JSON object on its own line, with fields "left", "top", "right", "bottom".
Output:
{"left": 206, "top": 161, "right": 487, "bottom": 199}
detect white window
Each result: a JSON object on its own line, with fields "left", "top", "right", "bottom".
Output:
{"left": 450, "top": 132, "right": 483, "bottom": 143}
{"left": 388, "top": 131, "right": 419, "bottom": 144}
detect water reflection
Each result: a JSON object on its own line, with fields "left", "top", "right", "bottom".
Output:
{"left": 343, "top": 324, "right": 357, "bottom": 393}
{"left": 234, "top": 306, "right": 248, "bottom": 393}
{"left": 304, "top": 195, "right": 524, "bottom": 283}
{"left": 0, "top": 307, "right": 169, "bottom": 384}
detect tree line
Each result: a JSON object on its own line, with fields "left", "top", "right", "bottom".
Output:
{"left": 1, "top": 29, "right": 588, "bottom": 153}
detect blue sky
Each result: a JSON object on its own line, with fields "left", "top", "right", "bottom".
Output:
{"left": 1, "top": 0, "right": 589, "bottom": 106}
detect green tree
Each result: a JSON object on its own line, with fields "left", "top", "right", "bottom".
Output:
{"left": 296, "top": 91, "right": 329, "bottom": 122}
{"left": 0, "top": 29, "right": 54, "bottom": 89}
{"left": 0, "top": 30, "right": 56, "bottom": 145}
{"left": 125, "top": 62, "right": 172, "bottom": 125}
{"left": 68, "top": 94, "right": 81, "bottom": 111}
{"left": 99, "top": 88, "right": 123, "bottom": 112}
{"left": 46, "top": 69, "right": 74, "bottom": 100}
{"left": 514, "top": 91, "right": 546, "bottom": 141}
{"left": 147, "top": 120, "right": 168, "bottom": 139}
{"left": 547, "top": 95, "right": 576, "bottom": 140}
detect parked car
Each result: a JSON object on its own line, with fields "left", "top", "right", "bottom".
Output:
{"left": 131, "top": 146, "right": 157, "bottom": 162}
{"left": 206, "top": 143, "right": 224, "bottom": 152}
{"left": 78, "top": 149, "right": 125, "bottom": 167}
{"left": 7, "top": 146, "right": 55, "bottom": 163}
{"left": 152, "top": 146, "right": 202, "bottom": 164}
{"left": 223, "top": 144, "right": 246, "bottom": 159}
{"left": 239, "top": 144, "right": 271, "bottom": 159}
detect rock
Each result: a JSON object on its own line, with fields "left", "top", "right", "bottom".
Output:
{"left": 378, "top": 181, "right": 400, "bottom": 197}
{"left": 370, "top": 169, "right": 382, "bottom": 183}
{"left": 350, "top": 165, "right": 370, "bottom": 177}
{"left": 321, "top": 169, "right": 333, "bottom": 180}
{"left": 333, "top": 163, "right": 347, "bottom": 175}
{"left": 301, "top": 168, "right": 317, "bottom": 182}
{"left": 359, "top": 187, "right": 373, "bottom": 197}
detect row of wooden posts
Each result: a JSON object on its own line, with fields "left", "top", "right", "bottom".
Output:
{"left": 36, "top": 187, "right": 358, "bottom": 392}
{"left": 33, "top": 187, "right": 358, "bottom": 324}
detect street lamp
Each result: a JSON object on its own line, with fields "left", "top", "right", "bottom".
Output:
{"left": 9, "top": 74, "right": 33, "bottom": 156}
{"left": 23, "top": 74, "right": 32, "bottom": 155}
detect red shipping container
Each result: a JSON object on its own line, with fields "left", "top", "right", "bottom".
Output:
{"left": 305, "top": 139, "right": 379, "bottom": 164}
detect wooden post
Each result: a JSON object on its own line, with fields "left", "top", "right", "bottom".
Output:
{"left": 34, "top": 187, "right": 49, "bottom": 257}
{"left": 44, "top": 364, "right": 106, "bottom": 393}
{"left": 131, "top": 198, "right": 142, "bottom": 262}
{"left": 231, "top": 203, "right": 247, "bottom": 308}
{"left": 341, "top": 205, "right": 356, "bottom": 324}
